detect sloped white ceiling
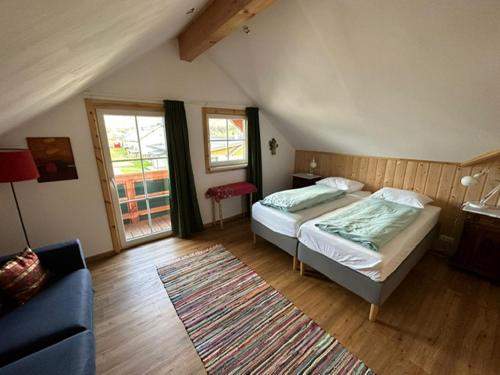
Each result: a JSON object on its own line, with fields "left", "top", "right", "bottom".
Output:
{"left": 208, "top": 0, "right": 500, "bottom": 161}
{"left": 0, "top": 0, "right": 208, "bottom": 134}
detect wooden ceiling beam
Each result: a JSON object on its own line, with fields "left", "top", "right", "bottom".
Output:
{"left": 178, "top": 0, "right": 274, "bottom": 62}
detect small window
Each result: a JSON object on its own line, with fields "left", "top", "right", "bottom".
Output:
{"left": 203, "top": 107, "right": 248, "bottom": 173}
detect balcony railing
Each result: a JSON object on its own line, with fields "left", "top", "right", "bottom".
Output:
{"left": 115, "top": 170, "right": 170, "bottom": 225}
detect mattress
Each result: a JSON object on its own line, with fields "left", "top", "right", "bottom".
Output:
{"left": 252, "top": 191, "right": 371, "bottom": 237}
{"left": 298, "top": 201, "right": 441, "bottom": 282}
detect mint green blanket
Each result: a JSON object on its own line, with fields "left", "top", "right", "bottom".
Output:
{"left": 260, "top": 185, "right": 346, "bottom": 212}
{"left": 315, "top": 198, "right": 421, "bottom": 252}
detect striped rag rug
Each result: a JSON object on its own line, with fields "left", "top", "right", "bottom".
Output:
{"left": 157, "top": 244, "right": 373, "bottom": 375}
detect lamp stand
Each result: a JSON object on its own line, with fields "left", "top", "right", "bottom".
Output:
{"left": 10, "top": 182, "right": 31, "bottom": 248}
{"left": 479, "top": 182, "right": 500, "bottom": 207}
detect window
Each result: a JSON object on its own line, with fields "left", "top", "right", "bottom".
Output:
{"left": 203, "top": 107, "right": 248, "bottom": 173}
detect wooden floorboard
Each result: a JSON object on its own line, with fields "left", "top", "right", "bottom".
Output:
{"left": 124, "top": 217, "right": 171, "bottom": 241}
{"left": 89, "top": 219, "right": 500, "bottom": 374}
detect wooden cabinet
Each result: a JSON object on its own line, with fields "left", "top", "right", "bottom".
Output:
{"left": 292, "top": 173, "right": 322, "bottom": 189}
{"left": 452, "top": 210, "right": 500, "bottom": 282}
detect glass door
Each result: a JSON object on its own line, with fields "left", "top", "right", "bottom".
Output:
{"left": 97, "top": 109, "right": 171, "bottom": 248}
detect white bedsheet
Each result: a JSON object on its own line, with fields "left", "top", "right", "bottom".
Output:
{"left": 298, "top": 202, "right": 441, "bottom": 282}
{"left": 252, "top": 191, "right": 371, "bottom": 237}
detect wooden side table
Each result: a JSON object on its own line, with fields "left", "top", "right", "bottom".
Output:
{"left": 292, "top": 173, "right": 322, "bottom": 189}
{"left": 451, "top": 204, "right": 500, "bottom": 282}
{"left": 205, "top": 182, "right": 257, "bottom": 229}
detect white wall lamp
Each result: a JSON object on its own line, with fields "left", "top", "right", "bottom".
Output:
{"left": 461, "top": 168, "right": 500, "bottom": 208}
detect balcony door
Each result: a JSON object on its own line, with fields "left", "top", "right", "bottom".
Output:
{"left": 96, "top": 108, "right": 171, "bottom": 248}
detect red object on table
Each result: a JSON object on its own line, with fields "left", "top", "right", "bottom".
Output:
{"left": 205, "top": 182, "right": 257, "bottom": 229}
{"left": 205, "top": 182, "right": 257, "bottom": 202}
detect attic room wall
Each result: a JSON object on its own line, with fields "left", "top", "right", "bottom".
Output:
{"left": 207, "top": 0, "right": 500, "bottom": 161}
{"left": 0, "top": 40, "right": 295, "bottom": 257}
{"left": 0, "top": 97, "right": 110, "bottom": 257}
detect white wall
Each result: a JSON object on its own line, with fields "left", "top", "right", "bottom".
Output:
{"left": 0, "top": 40, "right": 295, "bottom": 257}
{"left": 0, "top": 96, "right": 112, "bottom": 256}
{"left": 208, "top": 0, "right": 500, "bottom": 162}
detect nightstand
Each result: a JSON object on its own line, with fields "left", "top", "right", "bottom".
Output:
{"left": 292, "top": 173, "right": 322, "bottom": 189}
{"left": 451, "top": 204, "right": 500, "bottom": 282}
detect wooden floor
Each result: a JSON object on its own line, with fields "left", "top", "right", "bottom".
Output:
{"left": 124, "top": 216, "right": 171, "bottom": 240}
{"left": 90, "top": 219, "right": 500, "bottom": 375}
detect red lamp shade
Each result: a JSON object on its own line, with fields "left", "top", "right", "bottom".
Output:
{"left": 0, "top": 149, "right": 40, "bottom": 183}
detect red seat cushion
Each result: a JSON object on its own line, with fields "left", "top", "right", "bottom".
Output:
{"left": 0, "top": 248, "right": 49, "bottom": 304}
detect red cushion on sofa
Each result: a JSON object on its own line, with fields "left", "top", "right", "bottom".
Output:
{"left": 0, "top": 248, "right": 49, "bottom": 304}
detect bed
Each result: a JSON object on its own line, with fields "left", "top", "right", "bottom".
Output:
{"left": 251, "top": 191, "right": 371, "bottom": 269}
{"left": 297, "top": 199, "right": 441, "bottom": 321}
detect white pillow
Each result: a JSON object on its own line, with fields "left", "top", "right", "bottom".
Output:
{"left": 316, "top": 177, "right": 364, "bottom": 193}
{"left": 371, "top": 187, "right": 432, "bottom": 208}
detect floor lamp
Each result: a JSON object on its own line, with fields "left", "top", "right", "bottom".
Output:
{"left": 0, "top": 149, "right": 40, "bottom": 248}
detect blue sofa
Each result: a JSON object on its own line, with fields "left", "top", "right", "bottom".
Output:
{"left": 0, "top": 240, "right": 95, "bottom": 375}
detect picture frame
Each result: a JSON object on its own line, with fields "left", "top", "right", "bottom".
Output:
{"left": 26, "top": 137, "right": 78, "bottom": 182}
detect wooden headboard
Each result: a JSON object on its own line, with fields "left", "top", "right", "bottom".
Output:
{"left": 295, "top": 150, "right": 500, "bottom": 254}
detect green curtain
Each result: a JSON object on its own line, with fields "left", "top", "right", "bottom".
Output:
{"left": 164, "top": 100, "right": 203, "bottom": 238}
{"left": 246, "top": 107, "right": 263, "bottom": 203}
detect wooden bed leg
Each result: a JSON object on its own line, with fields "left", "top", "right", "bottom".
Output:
{"left": 292, "top": 256, "right": 297, "bottom": 271}
{"left": 299, "top": 261, "right": 304, "bottom": 276}
{"left": 253, "top": 232, "right": 257, "bottom": 245}
{"left": 369, "top": 304, "right": 379, "bottom": 322}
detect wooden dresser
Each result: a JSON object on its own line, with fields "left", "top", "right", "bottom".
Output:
{"left": 452, "top": 204, "right": 500, "bottom": 282}
{"left": 292, "top": 173, "right": 322, "bottom": 189}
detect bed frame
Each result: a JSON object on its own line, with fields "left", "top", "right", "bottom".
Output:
{"left": 298, "top": 224, "right": 439, "bottom": 322}
{"left": 251, "top": 218, "right": 299, "bottom": 269}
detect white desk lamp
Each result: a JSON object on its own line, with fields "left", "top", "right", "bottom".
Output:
{"left": 461, "top": 168, "right": 500, "bottom": 208}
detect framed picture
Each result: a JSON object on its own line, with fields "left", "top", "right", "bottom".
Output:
{"left": 26, "top": 137, "right": 78, "bottom": 182}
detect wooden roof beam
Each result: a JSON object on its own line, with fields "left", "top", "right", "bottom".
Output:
{"left": 178, "top": 0, "right": 274, "bottom": 62}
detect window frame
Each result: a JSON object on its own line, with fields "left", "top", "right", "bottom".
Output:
{"left": 202, "top": 107, "right": 248, "bottom": 173}
{"left": 95, "top": 105, "right": 172, "bottom": 249}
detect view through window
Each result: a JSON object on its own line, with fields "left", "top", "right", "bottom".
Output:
{"left": 101, "top": 112, "right": 171, "bottom": 242}
{"left": 203, "top": 108, "right": 247, "bottom": 172}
